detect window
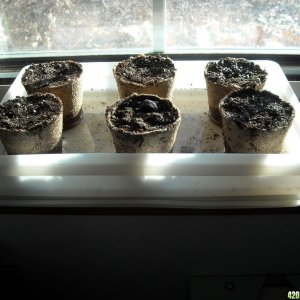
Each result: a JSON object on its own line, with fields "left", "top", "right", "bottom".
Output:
{"left": 0, "top": 0, "right": 299, "bottom": 83}
{"left": 0, "top": 0, "right": 299, "bottom": 57}
{"left": 166, "top": 0, "right": 300, "bottom": 51}
{"left": 0, "top": 0, "right": 153, "bottom": 55}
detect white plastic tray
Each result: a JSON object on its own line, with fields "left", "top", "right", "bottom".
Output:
{"left": 0, "top": 60, "right": 300, "bottom": 209}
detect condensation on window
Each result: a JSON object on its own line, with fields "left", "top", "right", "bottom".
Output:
{"left": 0, "top": 0, "right": 153, "bottom": 53}
{"left": 0, "top": 0, "right": 299, "bottom": 54}
{"left": 166, "top": 0, "right": 300, "bottom": 49}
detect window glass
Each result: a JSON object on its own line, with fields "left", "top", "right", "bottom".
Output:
{"left": 0, "top": 0, "right": 153, "bottom": 54}
{"left": 166, "top": 0, "right": 300, "bottom": 50}
{"left": 0, "top": 0, "right": 300, "bottom": 57}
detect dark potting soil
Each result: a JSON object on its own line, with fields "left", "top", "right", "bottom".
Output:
{"left": 114, "top": 55, "right": 176, "bottom": 85}
{"left": 205, "top": 57, "right": 267, "bottom": 88}
{"left": 0, "top": 93, "right": 62, "bottom": 131}
{"left": 109, "top": 94, "right": 179, "bottom": 132}
{"left": 21, "top": 60, "right": 82, "bottom": 90}
{"left": 220, "top": 89, "right": 295, "bottom": 130}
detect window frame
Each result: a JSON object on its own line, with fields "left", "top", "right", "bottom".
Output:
{"left": 1, "top": 53, "right": 300, "bottom": 84}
